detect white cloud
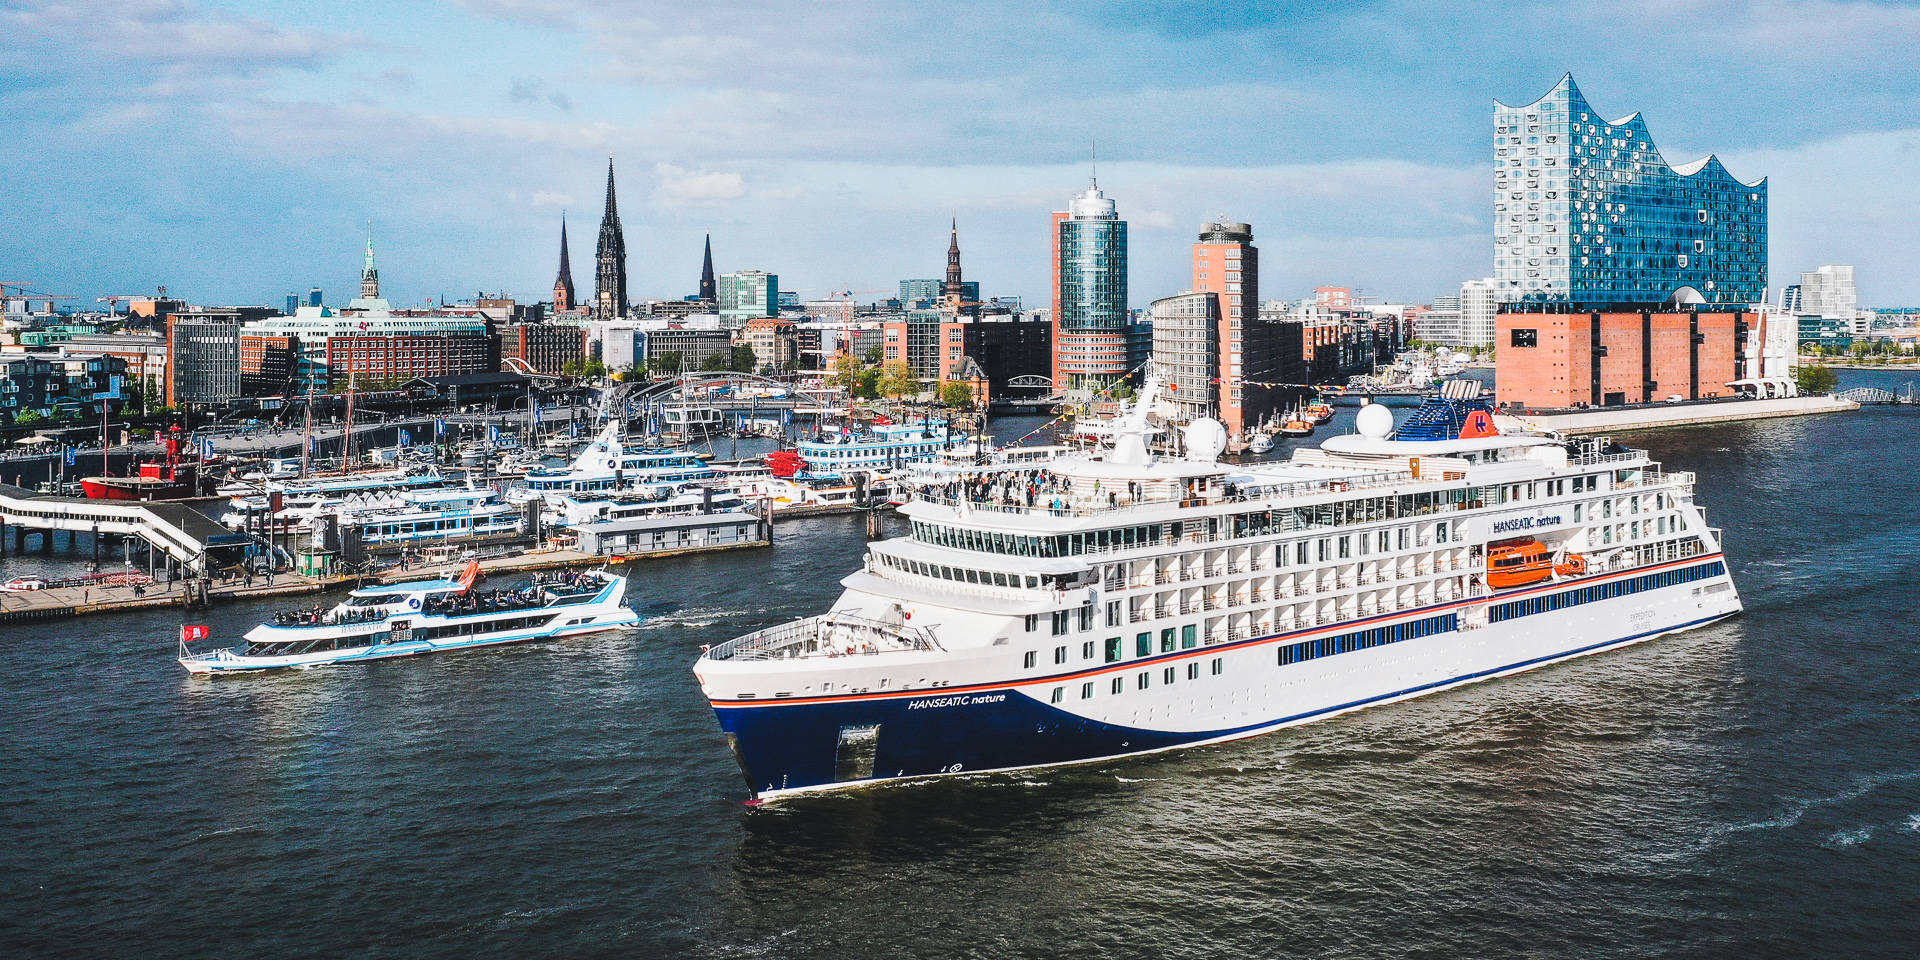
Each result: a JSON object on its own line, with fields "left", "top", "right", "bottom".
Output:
{"left": 654, "top": 163, "right": 745, "bottom": 206}
{"left": 530, "top": 191, "right": 574, "bottom": 209}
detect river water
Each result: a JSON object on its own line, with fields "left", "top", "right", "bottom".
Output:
{"left": 5, "top": 371, "right": 1918, "bottom": 958}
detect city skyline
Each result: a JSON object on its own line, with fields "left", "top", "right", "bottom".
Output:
{"left": 3, "top": 1, "right": 1918, "bottom": 309}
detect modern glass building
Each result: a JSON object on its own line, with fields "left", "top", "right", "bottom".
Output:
{"left": 718, "top": 270, "right": 778, "bottom": 326}
{"left": 1053, "top": 183, "right": 1129, "bottom": 391}
{"left": 1493, "top": 74, "right": 1766, "bottom": 310}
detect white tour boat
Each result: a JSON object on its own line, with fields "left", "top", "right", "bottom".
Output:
{"left": 179, "top": 564, "right": 638, "bottom": 674}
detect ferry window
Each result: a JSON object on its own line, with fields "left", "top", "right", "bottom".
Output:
{"left": 1212, "top": 658, "right": 1222, "bottom": 675}
{"left": 1054, "top": 645, "right": 1067, "bottom": 664}
{"left": 1081, "top": 640, "right": 1095, "bottom": 660}
{"left": 1051, "top": 687, "right": 1064, "bottom": 704}
{"left": 1023, "top": 651, "right": 1036, "bottom": 669}
{"left": 1105, "top": 637, "right": 1123, "bottom": 663}
{"left": 1137, "top": 633, "right": 1151, "bottom": 656}
{"left": 1138, "top": 672, "right": 1150, "bottom": 690}
{"left": 1187, "top": 663, "right": 1199, "bottom": 680}
{"left": 1181, "top": 625, "right": 1197, "bottom": 649}
{"left": 1112, "top": 677, "right": 1124, "bottom": 695}
{"left": 1081, "top": 682, "right": 1094, "bottom": 700}
{"left": 1163, "top": 667, "right": 1176, "bottom": 685}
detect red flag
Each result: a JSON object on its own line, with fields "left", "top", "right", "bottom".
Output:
{"left": 455, "top": 560, "right": 482, "bottom": 593}
{"left": 181, "top": 625, "right": 210, "bottom": 643}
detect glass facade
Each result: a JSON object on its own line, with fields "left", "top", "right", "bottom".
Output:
{"left": 1493, "top": 75, "right": 1766, "bottom": 309}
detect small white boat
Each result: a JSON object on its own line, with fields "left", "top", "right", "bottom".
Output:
{"left": 1246, "top": 433, "right": 1274, "bottom": 454}
{"left": 178, "top": 564, "right": 638, "bottom": 674}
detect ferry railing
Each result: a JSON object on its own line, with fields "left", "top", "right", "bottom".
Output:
{"left": 704, "top": 613, "right": 943, "bottom": 662}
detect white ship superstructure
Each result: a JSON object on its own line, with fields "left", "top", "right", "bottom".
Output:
{"left": 695, "top": 380, "right": 1742, "bottom": 801}
{"left": 511, "top": 421, "right": 720, "bottom": 507}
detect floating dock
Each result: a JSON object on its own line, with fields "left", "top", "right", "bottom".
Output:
{"left": 1501, "top": 394, "right": 1858, "bottom": 435}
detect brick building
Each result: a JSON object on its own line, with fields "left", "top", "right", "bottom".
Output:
{"left": 1495, "top": 309, "right": 1745, "bottom": 409}
{"left": 325, "top": 333, "right": 498, "bottom": 386}
{"left": 500, "top": 323, "right": 588, "bottom": 375}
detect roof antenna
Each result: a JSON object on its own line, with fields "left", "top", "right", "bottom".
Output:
{"left": 1090, "top": 138, "right": 1098, "bottom": 188}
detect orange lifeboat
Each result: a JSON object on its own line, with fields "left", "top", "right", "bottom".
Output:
{"left": 1554, "top": 554, "right": 1588, "bottom": 578}
{"left": 1487, "top": 539, "right": 1554, "bottom": 589}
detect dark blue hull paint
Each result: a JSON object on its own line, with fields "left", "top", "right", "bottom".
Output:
{"left": 713, "top": 612, "right": 1734, "bottom": 798}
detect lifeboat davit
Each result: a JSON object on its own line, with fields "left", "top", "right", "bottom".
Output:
{"left": 1487, "top": 539, "right": 1555, "bottom": 589}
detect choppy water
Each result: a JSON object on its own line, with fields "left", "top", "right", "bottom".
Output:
{"left": 6, "top": 374, "right": 1919, "bottom": 958}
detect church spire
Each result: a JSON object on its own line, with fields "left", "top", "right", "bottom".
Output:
{"left": 698, "top": 233, "right": 716, "bottom": 303}
{"left": 943, "top": 215, "right": 964, "bottom": 300}
{"left": 553, "top": 212, "right": 576, "bottom": 312}
{"left": 360, "top": 222, "right": 379, "bottom": 300}
{"left": 593, "top": 158, "right": 628, "bottom": 319}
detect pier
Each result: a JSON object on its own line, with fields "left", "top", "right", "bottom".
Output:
{"left": 0, "top": 484, "right": 254, "bottom": 575}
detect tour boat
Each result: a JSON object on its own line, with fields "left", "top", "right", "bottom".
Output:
{"left": 1245, "top": 433, "right": 1275, "bottom": 454}
{"left": 1278, "top": 416, "right": 1315, "bottom": 437}
{"left": 782, "top": 419, "right": 982, "bottom": 482}
{"left": 511, "top": 421, "right": 721, "bottom": 507}
{"left": 694, "top": 378, "right": 1741, "bottom": 801}
{"left": 1306, "top": 401, "right": 1336, "bottom": 424}
{"left": 178, "top": 564, "right": 638, "bottom": 674}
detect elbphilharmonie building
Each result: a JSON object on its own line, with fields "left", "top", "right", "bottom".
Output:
{"left": 1493, "top": 74, "right": 1766, "bottom": 310}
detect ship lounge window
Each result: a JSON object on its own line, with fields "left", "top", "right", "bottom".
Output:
{"left": 1105, "top": 637, "right": 1123, "bottom": 663}
{"left": 1136, "top": 633, "right": 1151, "bottom": 657}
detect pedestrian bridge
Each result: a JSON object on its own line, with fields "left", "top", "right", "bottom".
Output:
{"left": 0, "top": 485, "right": 257, "bottom": 574}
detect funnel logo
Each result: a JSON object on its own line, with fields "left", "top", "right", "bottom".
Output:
{"left": 1458, "top": 410, "right": 1498, "bottom": 439}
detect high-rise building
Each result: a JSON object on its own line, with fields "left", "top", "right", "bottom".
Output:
{"left": 308, "top": 287, "right": 323, "bottom": 308}
{"left": 1190, "top": 219, "right": 1271, "bottom": 436}
{"left": 1797, "top": 265, "right": 1856, "bottom": 318}
{"left": 553, "top": 214, "right": 576, "bottom": 312}
{"left": 1150, "top": 291, "right": 1219, "bottom": 426}
{"left": 594, "top": 159, "right": 628, "bottom": 319}
{"left": 718, "top": 270, "right": 778, "bottom": 325}
{"left": 360, "top": 229, "right": 380, "bottom": 301}
{"left": 1416, "top": 296, "right": 1463, "bottom": 345}
{"left": 166, "top": 312, "right": 244, "bottom": 407}
{"left": 1460, "top": 277, "right": 1498, "bottom": 347}
{"left": 1779, "top": 284, "right": 1802, "bottom": 314}
{"left": 899, "top": 279, "right": 941, "bottom": 304}
{"left": 698, "top": 234, "right": 717, "bottom": 303}
{"left": 285, "top": 293, "right": 300, "bottom": 316}
{"left": 1493, "top": 74, "right": 1766, "bottom": 309}
{"left": 1052, "top": 181, "right": 1129, "bottom": 392}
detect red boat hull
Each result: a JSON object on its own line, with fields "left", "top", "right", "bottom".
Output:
{"left": 80, "top": 478, "right": 197, "bottom": 501}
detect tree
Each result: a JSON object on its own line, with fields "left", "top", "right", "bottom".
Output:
{"left": 699, "top": 351, "right": 730, "bottom": 372}
{"left": 1795, "top": 364, "right": 1838, "bottom": 395}
{"left": 730, "top": 344, "right": 757, "bottom": 374}
{"left": 15, "top": 409, "right": 42, "bottom": 425}
{"left": 878, "top": 361, "right": 918, "bottom": 399}
{"left": 655, "top": 351, "right": 683, "bottom": 376}
{"left": 863, "top": 344, "right": 885, "bottom": 366}
{"left": 828, "top": 355, "right": 863, "bottom": 389}
{"left": 854, "top": 367, "right": 881, "bottom": 399}
{"left": 938, "top": 380, "right": 975, "bottom": 410}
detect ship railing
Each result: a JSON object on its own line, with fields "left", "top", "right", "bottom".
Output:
{"left": 1570, "top": 450, "right": 1641, "bottom": 467}
{"left": 909, "top": 469, "right": 1414, "bottom": 519}
{"left": 704, "top": 613, "right": 943, "bottom": 662}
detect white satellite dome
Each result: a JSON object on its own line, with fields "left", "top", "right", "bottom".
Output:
{"left": 1434, "top": 346, "right": 1453, "bottom": 360}
{"left": 1355, "top": 402, "right": 1395, "bottom": 440}
{"left": 1181, "top": 418, "right": 1229, "bottom": 462}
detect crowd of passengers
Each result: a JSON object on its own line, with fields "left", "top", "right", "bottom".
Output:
{"left": 913, "top": 471, "right": 1238, "bottom": 512}
{"left": 269, "top": 571, "right": 604, "bottom": 626}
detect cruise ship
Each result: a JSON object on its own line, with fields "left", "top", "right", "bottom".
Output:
{"left": 694, "top": 380, "right": 1741, "bottom": 801}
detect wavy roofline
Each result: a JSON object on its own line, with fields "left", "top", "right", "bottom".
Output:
{"left": 1494, "top": 73, "right": 1765, "bottom": 188}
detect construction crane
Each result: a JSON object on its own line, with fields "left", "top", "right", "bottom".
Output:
{"left": 1, "top": 281, "right": 77, "bottom": 313}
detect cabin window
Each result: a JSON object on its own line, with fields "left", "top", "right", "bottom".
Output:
{"left": 1212, "top": 658, "right": 1223, "bottom": 676}
{"left": 1161, "top": 628, "right": 1176, "bottom": 653}
{"left": 1081, "top": 682, "right": 1094, "bottom": 700}
{"left": 1136, "top": 633, "right": 1151, "bottom": 657}
{"left": 1104, "top": 637, "right": 1123, "bottom": 663}
{"left": 1054, "top": 645, "right": 1067, "bottom": 664}
{"left": 1023, "top": 651, "right": 1036, "bottom": 669}
{"left": 1081, "top": 640, "right": 1095, "bottom": 660}
{"left": 1111, "top": 677, "right": 1124, "bottom": 694}
{"left": 1181, "top": 625, "right": 1197, "bottom": 649}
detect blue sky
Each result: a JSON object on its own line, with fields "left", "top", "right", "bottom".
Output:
{"left": 3, "top": 0, "right": 1917, "bottom": 310}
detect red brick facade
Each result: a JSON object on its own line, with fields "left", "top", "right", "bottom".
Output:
{"left": 1495, "top": 310, "right": 1747, "bottom": 409}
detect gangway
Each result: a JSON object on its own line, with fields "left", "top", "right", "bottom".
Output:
{"left": 0, "top": 485, "right": 257, "bottom": 575}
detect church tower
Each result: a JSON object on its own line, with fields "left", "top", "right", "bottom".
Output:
{"left": 698, "top": 233, "right": 717, "bottom": 303}
{"left": 360, "top": 226, "right": 380, "bottom": 300}
{"left": 943, "top": 217, "right": 963, "bottom": 300}
{"left": 553, "top": 213, "right": 576, "bottom": 312}
{"left": 593, "top": 159, "right": 628, "bottom": 319}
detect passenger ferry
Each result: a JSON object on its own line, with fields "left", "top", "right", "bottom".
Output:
{"left": 178, "top": 564, "right": 637, "bottom": 674}
{"left": 511, "top": 421, "right": 720, "bottom": 506}
{"left": 773, "top": 419, "right": 980, "bottom": 482}
{"left": 554, "top": 484, "right": 748, "bottom": 526}
{"left": 338, "top": 486, "right": 525, "bottom": 546}
{"left": 695, "top": 379, "right": 1742, "bottom": 801}
{"left": 218, "top": 464, "right": 446, "bottom": 499}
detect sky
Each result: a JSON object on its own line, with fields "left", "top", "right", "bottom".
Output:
{"left": 2, "top": 0, "right": 1917, "bottom": 311}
